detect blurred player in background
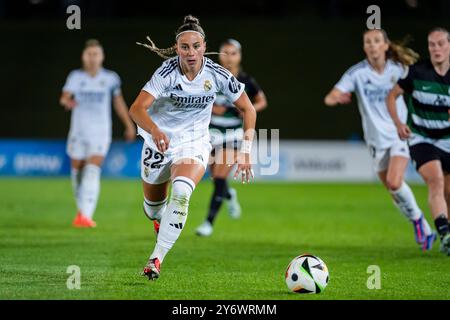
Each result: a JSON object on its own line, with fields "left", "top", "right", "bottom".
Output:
{"left": 325, "top": 29, "right": 436, "bottom": 250}
{"left": 196, "top": 39, "right": 267, "bottom": 237}
{"left": 129, "top": 15, "right": 256, "bottom": 280}
{"left": 60, "top": 39, "right": 136, "bottom": 228}
{"left": 387, "top": 27, "right": 450, "bottom": 255}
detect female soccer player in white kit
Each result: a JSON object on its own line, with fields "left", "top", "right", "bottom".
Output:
{"left": 324, "top": 29, "right": 436, "bottom": 250}
{"left": 129, "top": 15, "right": 257, "bottom": 280}
{"left": 60, "top": 39, "right": 136, "bottom": 228}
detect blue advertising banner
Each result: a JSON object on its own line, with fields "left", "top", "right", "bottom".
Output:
{"left": 0, "top": 139, "right": 70, "bottom": 176}
{"left": 0, "top": 139, "right": 143, "bottom": 178}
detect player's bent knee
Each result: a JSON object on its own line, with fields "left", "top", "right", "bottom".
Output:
{"left": 71, "top": 159, "right": 85, "bottom": 170}
{"left": 386, "top": 177, "right": 402, "bottom": 191}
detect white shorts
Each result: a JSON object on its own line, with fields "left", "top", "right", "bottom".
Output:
{"left": 66, "top": 135, "right": 111, "bottom": 160}
{"left": 369, "top": 140, "right": 410, "bottom": 173}
{"left": 141, "top": 141, "right": 212, "bottom": 185}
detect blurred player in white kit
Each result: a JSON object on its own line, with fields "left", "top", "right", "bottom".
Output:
{"left": 60, "top": 39, "right": 136, "bottom": 228}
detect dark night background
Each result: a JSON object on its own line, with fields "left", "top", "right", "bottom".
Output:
{"left": 1, "top": 0, "right": 449, "bottom": 140}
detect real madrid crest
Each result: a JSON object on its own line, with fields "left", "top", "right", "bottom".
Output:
{"left": 204, "top": 80, "right": 212, "bottom": 91}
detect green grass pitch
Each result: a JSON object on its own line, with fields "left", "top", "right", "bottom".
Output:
{"left": 0, "top": 178, "right": 449, "bottom": 300}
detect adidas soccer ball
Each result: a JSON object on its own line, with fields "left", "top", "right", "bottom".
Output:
{"left": 285, "top": 254, "right": 329, "bottom": 294}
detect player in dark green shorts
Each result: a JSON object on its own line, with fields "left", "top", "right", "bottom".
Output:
{"left": 196, "top": 39, "right": 268, "bottom": 237}
{"left": 387, "top": 27, "right": 450, "bottom": 255}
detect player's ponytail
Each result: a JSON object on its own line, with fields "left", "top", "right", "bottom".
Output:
{"left": 364, "top": 29, "right": 419, "bottom": 66}
{"left": 137, "top": 15, "right": 221, "bottom": 59}
{"left": 387, "top": 36, "right": 419, "bottom": 66}
{"left": 136, "top": 36, "right": 176, "bottom": 59}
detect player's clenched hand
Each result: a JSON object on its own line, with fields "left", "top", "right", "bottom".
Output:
{"left": 396, "top": 123, "right": 411, "bottom": 140}
{"left": 338, "top": 92, "right": 352, "bottom": 105}
{"left": 234, "top": 152, "right": 254, "bottom": 184}
{"left": 63, "top": 99, "right": 77, "bottom": 111}
{"left": 151, "top": 126, "right": 170, "bottom": 153}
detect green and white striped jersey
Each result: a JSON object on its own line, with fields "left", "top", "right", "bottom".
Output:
{"left": 398, "top": 59, "right": 450, "bottom": 152}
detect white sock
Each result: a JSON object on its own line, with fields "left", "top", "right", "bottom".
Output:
{"left": 150, "top": 176, "right": 195, "bottom": 263}
{"left": 71, "top": 167, "right": 82, "bottom": 210}
{"left": 389, "top": 182, "right": 432, "bottom": 235}
{"left": 143, "top": 197, "right": 168, "bottom": 223}
{"left": 79, "top": 164, "right": 101, "bottom": 219}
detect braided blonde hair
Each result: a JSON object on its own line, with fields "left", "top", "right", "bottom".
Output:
{"left": 136, "top": 36, "right": 176, "bottom": 59}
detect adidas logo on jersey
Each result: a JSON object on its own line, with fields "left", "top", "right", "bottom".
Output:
{"left": 169, "top": 222, "right": 183, "bottom": 229}
{"left": 173, "top": 84, "right": 183, "bottom": 91}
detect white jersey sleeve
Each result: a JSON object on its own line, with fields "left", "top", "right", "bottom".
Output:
{"left": 142, "top": 60, "right": 173, "bottom": 99}
{"left": 335, "top": 67, "right": 356, "bottom": 93}
{"left": 205, "top": 59, "right": 245, "bottom": 102}
{"left": 216, "top": 72, "right": 245, "bottom": 103}
{"left": 62, "top": 70, "right": 79, "bottom": 93}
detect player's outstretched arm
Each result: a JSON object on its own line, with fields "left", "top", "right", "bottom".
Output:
{"left": 233, "top": 91, "right": 257, "bottom": 184}
{"left": 113, "top": 94, "right": 136, "bottom": 142}
{"left": 324, "top": 88, "right": 351, "bottom": 107}
{"left": 386, "top": 84, "right": 411, "bottom": 140}
{"left": 129, "top": 90, "right": 170, "bottom": 152}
